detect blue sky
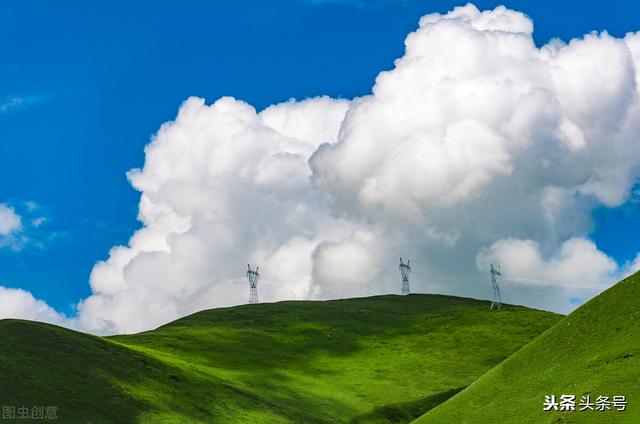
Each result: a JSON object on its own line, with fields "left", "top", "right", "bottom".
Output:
{"left": 1, "top": 0, "right": 639, "bottom": 316}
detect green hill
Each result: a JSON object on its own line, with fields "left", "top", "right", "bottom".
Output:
{"left": 414, "top": 272, "right": 640, "bottom": 424}
{"left": 0, "top": 294, "right": 559, "bottom": 423}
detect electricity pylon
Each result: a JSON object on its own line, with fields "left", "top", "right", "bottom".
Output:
{"left": 399, "top": 257, "right": 411, "bottom": 295}
{"left": 246, "top": 264, "right": 260, "bottom": 304}
{"left": 490, "top": 263, "right": 502, "bottom": 310}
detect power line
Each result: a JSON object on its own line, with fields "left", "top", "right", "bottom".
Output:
{"left": 182, "top": 260, "right": 608, "bottom": 315}
{"left": 183, "top": 280, "right": 240, "bottom": 313}
{"left": 500, "top": 275, "right": 604, "bottom": 291}
{"left": 410, "top": 270, "right": 602, "bottom": 291}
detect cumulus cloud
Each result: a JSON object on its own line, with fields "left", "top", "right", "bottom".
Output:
{"left": 72, "top": 5, "right": 640, "bottom": 332}
{"left": 0, "top": 286, "right": 71, "bottom": 326}
{"left": 477, "top": 238, "right": 618, "bottom": 289}
{"left": 73, "top": 96, "right": 360, "bottom": 333}
{"left": 475, "top": 237, "right": 624, "bottom": 312}
{"left": 3, "top": 4, "right": 640, "bottom": 333}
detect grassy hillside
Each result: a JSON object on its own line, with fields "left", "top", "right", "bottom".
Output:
{"left": 415, "top": 272, "right": 640, "bottom": 424}
{"left": 0, "top": 294, "right": 559, "bottom": 423}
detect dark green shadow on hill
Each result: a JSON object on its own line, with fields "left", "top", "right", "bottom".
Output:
{"left": 351, "top": 387, "right": 465, "bottom": 424}
{"left": 114, "top": 294, "right": 550, "bottom": 373}
{"left": 0, "top": 319, "right": 153, "bottom": 423}
{"left": 0, "top": 319, "right": 312, "bottom": 423}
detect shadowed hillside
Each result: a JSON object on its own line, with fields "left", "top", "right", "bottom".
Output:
{"left": 0, "top": 294, "right": 560, "bottom": 423}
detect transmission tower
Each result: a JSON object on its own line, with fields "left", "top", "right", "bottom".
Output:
{"left": 489, "top": 263, "right": 502, "bottom": 310}
{"left": 246, "top": 264, "right": 260, "bottom": 304}
{"left": 399, "top": 257, "right": 411, "bottom": 295}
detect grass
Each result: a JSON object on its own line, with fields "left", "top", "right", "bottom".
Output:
{"left": 414, "top": 272, "right": 640, "bottom": 424}
{"left": 0, "top": 294, "right": 560, "bottom": 423}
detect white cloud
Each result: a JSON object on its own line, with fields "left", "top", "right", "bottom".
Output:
{"left": 620, "top": 253, "right": 640, "bottom": 280}
{"left": 475, "top": 237, "right": 622, "bottom": 312}
{"left": 24, "top": 201, "right": 39, "bottom": 211}
{"left": 0, "top": 286, "right": 71, "bottom": 327}
{"left": 311, "top": 7, "right": 640, "bottom": 218}
{"left": 30, "top": 217, "right": 47, "bottom": 228}
{"left": 307, "top": 4, "right": 640, "bottom": 310}
{"left": 0, "top": 204, "right": 21, "bottom": 236}
{"left": 310, "top": 230, "right": 382, "bottom": 299}
{"left": 0, "top": 204, "right": 25, "bottom": 250}
{"left": 3, "top": 4, "right": 640, "bottom": 334}
{"left": 0, "top": 203, "right": 55, "bottom": 250}
{"left": 73, "top": 96, "right": 358, "bottom": 334}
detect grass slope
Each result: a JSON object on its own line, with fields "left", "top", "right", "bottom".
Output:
{"left": 0, "top": 294, "right": 559, "bottom": 423}
{"left": 415, "top": 272, "right": 640, "bottom": 424}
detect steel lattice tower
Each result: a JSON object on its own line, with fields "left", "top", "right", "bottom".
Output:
{"left": 399, "top": 257, "right": 411, "bottom": 295}
{"left": 246, "top": 264, "right": 260, "bottom": 304}
{"left": 489, "top": 263, "right": 502, "bottom": 310}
